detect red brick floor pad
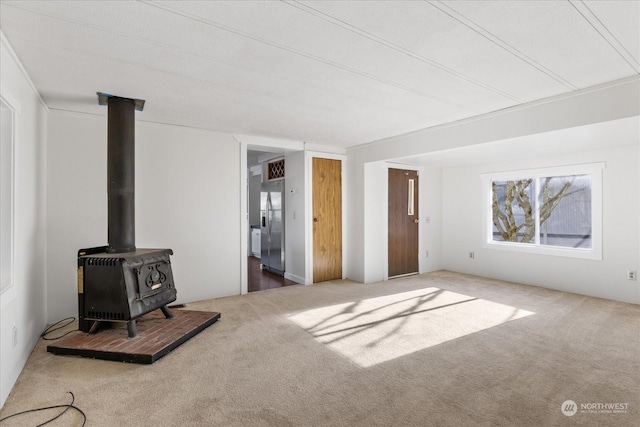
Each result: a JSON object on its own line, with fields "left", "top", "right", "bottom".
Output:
{"left": 47, "top": 309, "right": 220, "bottom": 364}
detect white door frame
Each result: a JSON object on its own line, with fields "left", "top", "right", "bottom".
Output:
{"left": 237, "top": 135, "right": 304, "bottom": 294}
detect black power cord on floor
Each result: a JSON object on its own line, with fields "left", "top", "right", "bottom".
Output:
{"left": 0, "top": 391, "right": 86, "bottom": 426}
{"left": 40, "top": 317, "right": 77, "bottom": 341}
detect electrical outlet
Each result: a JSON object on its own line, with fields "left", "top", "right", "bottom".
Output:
{"left": 628, "top": 271, "right": 637, "bottom": 281}
{"left": 469, "top": 251, "right": 475, "bottom": 259}
{"left": 12, "top": 326, "right": 17, "bottom": 348}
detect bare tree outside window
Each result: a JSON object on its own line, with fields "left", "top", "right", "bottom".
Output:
{"left": 492, "top": 175, "right": 591, "bottom": 248}
{"left": 492, "top": 179, "right": 535, "bottom": 243}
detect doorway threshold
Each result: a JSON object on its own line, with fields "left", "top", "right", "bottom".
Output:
{"left": 388, "top": 272, "right": 419, "bottom": 280}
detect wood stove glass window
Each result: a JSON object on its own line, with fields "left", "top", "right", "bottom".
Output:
{"left": 1, "top": 97, "right": 14, "bottom": 293}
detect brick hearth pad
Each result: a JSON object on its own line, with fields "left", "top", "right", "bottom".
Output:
{"left": 47, "top": 309, "right": 220, "bottom": 364}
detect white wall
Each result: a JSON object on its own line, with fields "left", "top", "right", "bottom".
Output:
{"left": 137, "top": 121, "right": 241, "bottom": 303}
{"left": 346, "top": 151, "right": 365, "bottom": 283}
{"left": 284, "top": 151, "right": 305, "bottom": 284}
{"left": 0, "top": 34, "right": 48, "bottom": 407}
{"left": 46, "top": 110, "right": 242, "bottom": 321}
{"left": 442, "top": 145, "right": 639, "bottom": 304}
{"left": 421, "top": 165, "right": 443, "bottom": 273}
{"left": 363, "top": 161, "right": 386, "bottom": 283}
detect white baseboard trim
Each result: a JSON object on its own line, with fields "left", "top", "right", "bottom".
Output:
{"left": 284, "top": 272, "right": 306, "bottom": 285}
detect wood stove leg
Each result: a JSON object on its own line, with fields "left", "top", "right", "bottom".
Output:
{"left": 127, "top": 320, "right": 137, "bottom": 338}
{"left": 161, "top": 305, "right": 174, "bottom": 319}
{"left": 88, "top": 321, "right": 101, "bottom": 335}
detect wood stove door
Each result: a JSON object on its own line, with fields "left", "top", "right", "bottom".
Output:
{"left": 136, "top": 261, "right": 173, "bottom": 299}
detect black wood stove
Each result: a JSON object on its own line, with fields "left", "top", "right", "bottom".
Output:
{"left": 78, "top": 93, "right": 177, "bottom": 338}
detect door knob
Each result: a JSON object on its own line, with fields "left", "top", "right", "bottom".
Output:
{"left": 313, "top": 217, "right": 319, "bottom": 222}
{"left": 414, "top": 219, "right": 419, "bottom": 224}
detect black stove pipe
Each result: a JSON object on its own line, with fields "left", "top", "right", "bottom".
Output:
{"left": 106, "top": 96, "right": 136, "bottom": 253}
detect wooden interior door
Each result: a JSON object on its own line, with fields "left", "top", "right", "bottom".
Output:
{"left": 313, "top": 158, "right": 342, "bottom": 282}
{"left": 388, "top": 168, "right": 419, "bottom": 277}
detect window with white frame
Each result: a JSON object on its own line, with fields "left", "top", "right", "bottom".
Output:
{"left": 482, "top": 163, "right": 603, "bottom": 260}
{"left": 1, "top": 97, "right": 15, "bottom": 293}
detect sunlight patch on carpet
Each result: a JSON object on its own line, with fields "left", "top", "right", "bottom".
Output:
{"left": 288, "top": 287, "right": 534, "bottom": 367}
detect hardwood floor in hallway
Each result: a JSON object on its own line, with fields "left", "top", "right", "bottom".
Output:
{"left": 248, "top": 256, "right": 298, "bottom": 292}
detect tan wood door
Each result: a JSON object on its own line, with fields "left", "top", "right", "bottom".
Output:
{"left": 313, "top": 158, "right": 342, "bottom": 282}
{"left": 388, "top": 168, "right": 419, "bottom": 277}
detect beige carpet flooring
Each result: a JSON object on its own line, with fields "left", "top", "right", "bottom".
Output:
{"left": 1, "top": 271, "right": 638, "bottom": 426}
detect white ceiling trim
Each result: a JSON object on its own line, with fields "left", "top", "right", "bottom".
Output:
{"left": 0, "top": 31, "right": 48, "bottom": 111}
{"left": 234, "top": 133, "right": 305, "bottom": 152}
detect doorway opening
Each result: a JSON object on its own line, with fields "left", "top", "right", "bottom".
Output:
{"left": 247, "top": 255, "right": 296, "bottom": 292}
{"left": 247, "top": 149, "right": 298, "bottom": 292}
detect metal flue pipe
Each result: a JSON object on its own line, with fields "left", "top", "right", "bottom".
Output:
{"left": 98, "top": 93, "right": 144, "bottom": 253}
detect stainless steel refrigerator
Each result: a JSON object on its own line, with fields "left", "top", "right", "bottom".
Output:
{"left": 260, "top": 180, "right": 285, "bottom": 276}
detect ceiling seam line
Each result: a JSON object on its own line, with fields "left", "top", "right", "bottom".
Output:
{"left": 138, "top": 0, "right": 481, "bottom": 114}
{"left": 569, "top": 0, "right": 640, "bottom": 73}
{"left": 1, "top": 3, "right": 440, "bottom": 119}
{"left": 427, "top": 0, "right": 579, "bottom": 91}
{"left": 284, "top": 0, "right": 523, "bottom": 104}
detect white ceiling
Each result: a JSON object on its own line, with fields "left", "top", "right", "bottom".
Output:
{"left": 1, "top": 1, "right": 638, "bottom": 148}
